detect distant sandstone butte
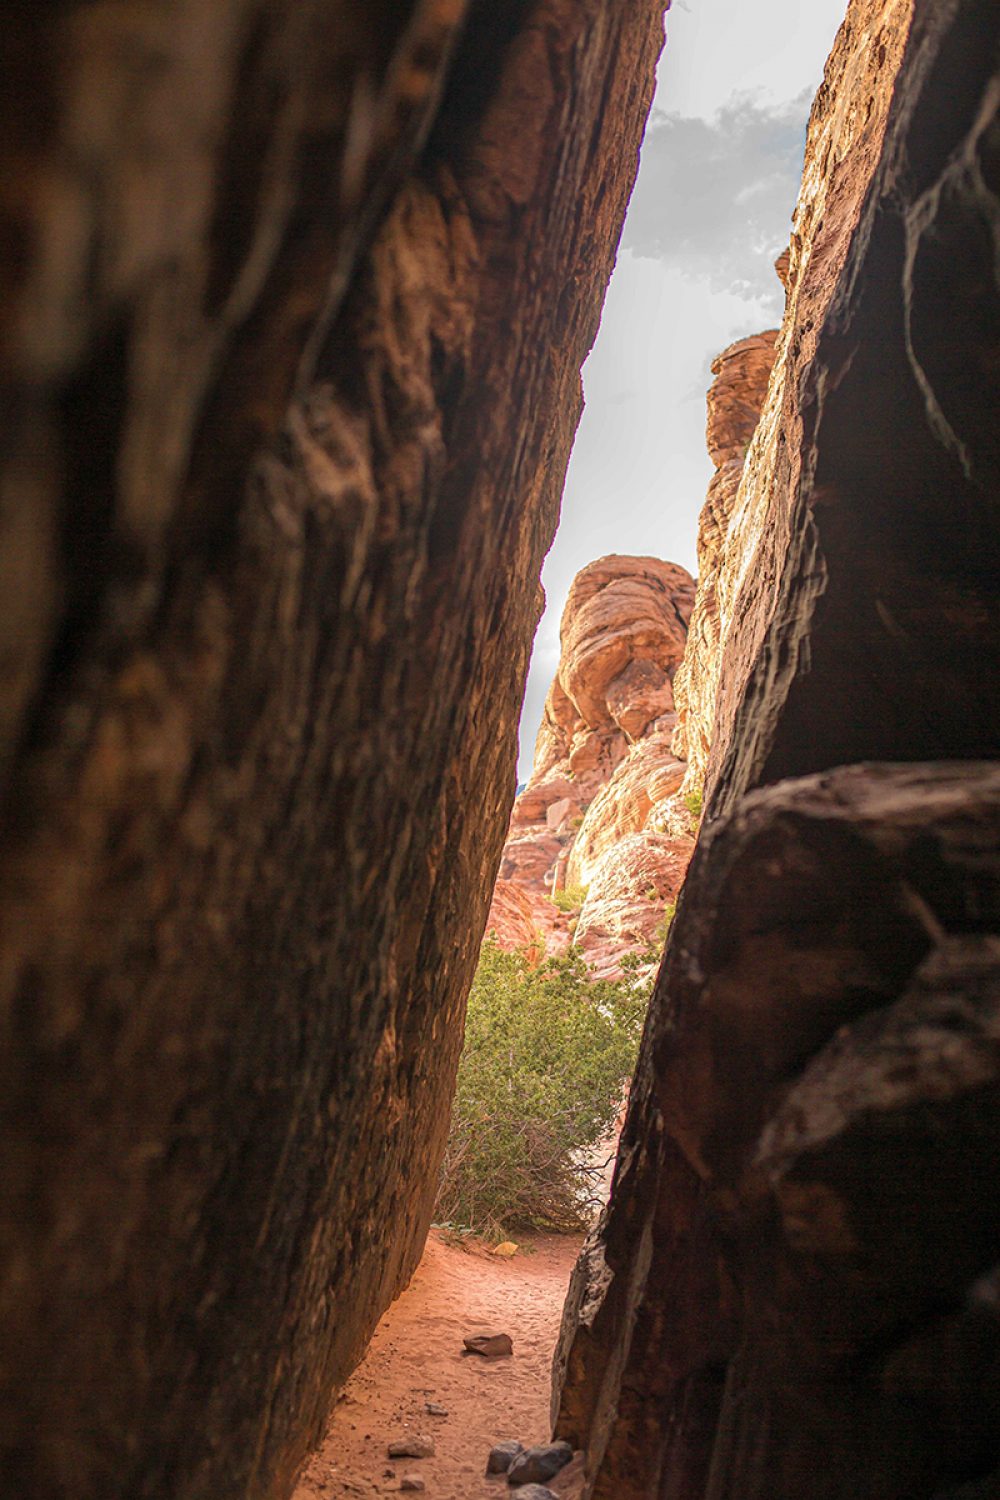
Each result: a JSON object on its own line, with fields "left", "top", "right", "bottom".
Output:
{"left": 489, "top": 554, "right": 695, "bottom": 975}
{"left": 489, "top": 309, "right": 780, "bottom": 976}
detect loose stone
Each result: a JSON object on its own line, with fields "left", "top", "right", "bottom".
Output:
{"left": 507, "top": 1442, "right": 573, "bottom": 1486}
{"left": 388, "top": 1435, "right": 435, "bottom": 1459}
{"left": 486, "top": 1440, "right": 525, "bottom": 1475}
{"left": 463, "top": 1332, "right": 514, "bottom": 1357}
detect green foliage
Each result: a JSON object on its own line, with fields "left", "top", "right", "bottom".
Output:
{"left": 684, "top": 787, "right": 703, "bottom": 822}
{"left": 436, "top": 941, "right": 649, "bottom": 1237}
{"left": 654, "top": 901, "right": 677, "bottom": 946}
{"left": 550, "top": 883, "right": 588, "bottom": 913}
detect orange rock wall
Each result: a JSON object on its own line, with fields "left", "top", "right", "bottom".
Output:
{"left": 0, "top": 4, "right": 668, "bottom": 1497}
{"left": 553, "top": 4, "right": 1000, "bottom": 1498}
{"left": 488, "top": 555, "right": 696, "bottom": 973}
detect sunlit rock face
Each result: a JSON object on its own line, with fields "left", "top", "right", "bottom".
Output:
{"left": 0, "top": 3, "right": 668, "bottom": 1497}
{"left": 554, "top": 3, "right": 1000, "bottom": 1498}
{"left": 671, "top": 330, "right": 779, "bottom": 789}
{"left": 487, "top": 555, "right": 696, "bottom": 973}
{"left": 703, "top": 0, "right": 921, "bottom": 808}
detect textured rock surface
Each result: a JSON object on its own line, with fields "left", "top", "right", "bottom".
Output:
{"left": 701, "top": 0, "right": 920, "bottom": 809}
{"left": 491, "top": 555, "right": 696, "bottom": 975}
{"left": 0, "top": 4, "right": 667, "bottom": 1498}
{"left": 555, "top": 765, "right": 1000, "bottom": 1499}
{"left": 554, "top": 3, "right": 1000, "bottom": 1497}
{"left": 671, "top": 330, "right": 778, "bottom": 787}
{"left": 710, "top": 0, "right": 1000, "bottom": 812}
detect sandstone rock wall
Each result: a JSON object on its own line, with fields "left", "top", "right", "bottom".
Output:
{"left": 488, "top": 555, "right": 696, "bottom": 974}
{"left": 671, "top": 330, "right": 778, "bottom": 788}
{"left": 0, "top": 4, "right": 668, "bottom": 1498}
{"left": 490, "top": 305, "right": 780, "bottom": 978}
{"left": 553, "top": 2, "right": 1000, "bottom": 1496}
{"left": 672, "top": 0, "right": 916, "bottom": 808}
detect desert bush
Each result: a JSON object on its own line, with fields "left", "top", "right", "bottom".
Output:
{"left": 654, "top": 901, "right": 677, "bottom": 946}
{"left": 550, "top": 883, "right": 588, "bottom": 913}
{"left": 436, "top": 941, "right": 648, "bottom": 1236}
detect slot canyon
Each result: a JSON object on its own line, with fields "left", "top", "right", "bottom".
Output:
{"left": 1, "top": 2, "right": 998, "bottom": 1499}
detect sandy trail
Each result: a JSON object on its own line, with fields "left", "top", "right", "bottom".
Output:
{"left": 293, "top": 1230, "right": 582, "bottom": 1500}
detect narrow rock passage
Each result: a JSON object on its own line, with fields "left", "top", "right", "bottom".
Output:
{"left": 294, "top": 1232, "right": 582, "bottom": 1500}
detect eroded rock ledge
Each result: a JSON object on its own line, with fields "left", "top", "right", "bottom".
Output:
{"left": 0, "top": 4, "right": 667, "bottom": 1498}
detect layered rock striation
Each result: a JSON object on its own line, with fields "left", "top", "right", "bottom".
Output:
{"left": 671, "top": 329, "right": 778, "bottom": 789}
{"left": 0, "top": 4, "right": 668, "bottom": 1498}
{"left": 490, "top": 313, "right": 780, "bottom": 976}
{"left": 489, "top": 555, "right": 696, "bottom": 974}
{"left": 554, "top": 3, "right": 1000, "bottom": 1498}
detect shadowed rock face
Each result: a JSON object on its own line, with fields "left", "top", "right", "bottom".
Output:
{"left": 0, "top": 3, "right": 667, "bottom": 1497}
{"left": 556, "top": 765, "right": 1000, "bottom": 1500}
{"left": 553, "top": 2, "right": 1000, "bottom": 1497}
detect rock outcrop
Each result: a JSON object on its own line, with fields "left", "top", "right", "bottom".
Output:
{"left": 491, "top": 314, "right": 781, "bottom": 978}
{"left": 671, "top": 330, "right": 779, "bottom": 788}
{"left": 553, "top": 3, "right": 1000, "bottom": 1498}
{"left": 488, "top": 555, "right": 696, "bottom": 975}
{"left": 0, "top": 4, "right": 668, "bottom": 1498}
{"left": 555, "top": 764, "right": 1000, "bottom": 1500}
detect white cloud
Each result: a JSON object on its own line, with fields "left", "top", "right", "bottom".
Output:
{"left": 623, "top": 91, "right": 811, "bottom": 313}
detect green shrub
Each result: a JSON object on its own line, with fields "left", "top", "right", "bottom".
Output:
{"left": 684, "top": 787, "right": 703, "bottom": 822}
{"left": 550, "top": 884, "right": 587, "bottom": 913}
{"left": 654, "top": 901, "right": 677, "bottom": 946}
{"left": 436, "top": 941, "right": 648, "bottom": 1236}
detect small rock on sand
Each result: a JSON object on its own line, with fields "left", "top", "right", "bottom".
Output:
{"left": 486, "top": 1440, "right": 525, "bottom": 1475}
{"left": 507, "top": 1442, "right": 573, "bottom": 1486}
{"left": 462, "top": 1332, "right": 513, "bottom": 1357}
{"left": 387, "top": 1435, "right": 435, "bottom": 1459}
{"left": 401, "top": 1477, "right": 426, "bottom": 1492}
{"left": 509, "top": 1488, "right": 558, "bottom": 1500}
{"left": 425, "top": 1402, "right": 448, "bottom": 1416}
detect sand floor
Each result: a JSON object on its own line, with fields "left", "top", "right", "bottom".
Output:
{"left": 292, "top": 1230, "right": 582, "bottom": 1500}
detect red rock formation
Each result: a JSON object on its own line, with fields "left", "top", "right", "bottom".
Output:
{"left": 485, "top": 877, "right": 570, "bottom": 960}
{"left": 496, "top": 322, "right": 780, "bottom": 981}
{"left": 554, "top": 4, "right": 1000, "bottom": 1498}
{"left": 494, "top": 555, "right": 695, "bottom": 976}
{"left": 0, "top": 4, "right": 668, "bottom": 1498}
{"left": 672, "top": 331, "right": 779, "bottom": 786}
{"left": 493, "top": 306, "right": 780, "bottom": 981}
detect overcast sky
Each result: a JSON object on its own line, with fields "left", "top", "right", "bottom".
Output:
{"left": 517, "top": 0, "right": 848, "bottom": 779}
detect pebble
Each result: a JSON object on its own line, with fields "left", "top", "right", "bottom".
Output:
{"left": 425, "top": 1402, "right": 448, "bottom": 1416}
{"left": 388, "top": 1434, "right": 435, "bottom": 1459}
{"left": 509, "top": 1488, "right": 558, "bottom": 1500}
{"left": 401, "top": 1477, "right": 426, "bottom": 1492}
